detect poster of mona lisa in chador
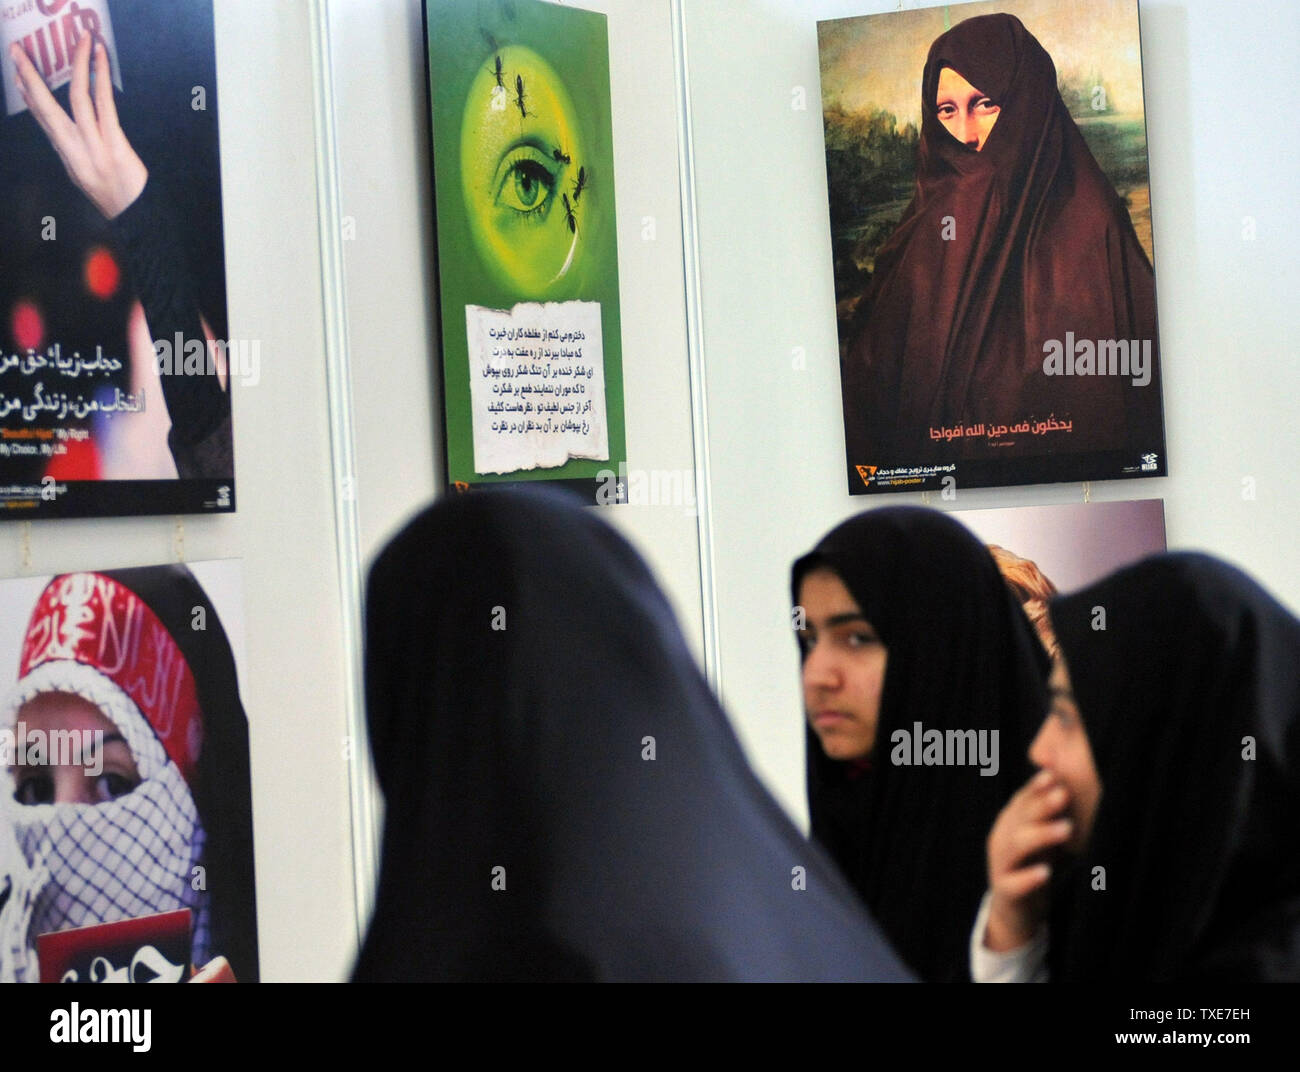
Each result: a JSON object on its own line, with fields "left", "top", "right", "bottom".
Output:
{"left": 819, "top": 0, "right": 1166, "bottom": 495}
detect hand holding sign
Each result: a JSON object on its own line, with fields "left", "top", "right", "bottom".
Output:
{"left": 11, "top": 32, "right": 146, "bottom": 220}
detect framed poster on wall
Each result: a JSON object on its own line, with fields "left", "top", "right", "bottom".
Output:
{"left": 0, "top": 0, "right": 236, "bottom": 518}
{"left": 424, "top": 0, "right": 627, "bottom": 502}
{"left": 819, "top": 0, "right": 1166, "bottom": 495}
{"left": 955, "top": 497, "right": 1167, "bottom": 655}
{"left": 0, "top": 560, "right": 258, "bottom": 983}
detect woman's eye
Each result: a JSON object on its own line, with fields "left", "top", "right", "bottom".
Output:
{"left": 14, "top": 771, "right": 54, "bottom": 806}
{"left": 495, "top": 151, "right": 557, "bottom": 217}
{"left": 94, "top": 771, "right": 139, "bottom": 804}
{"left": 936, "top": 104, "right": 955, "bottom": 119}
{"left": 976, "top": 98, "right": 1000, "bottom": 114}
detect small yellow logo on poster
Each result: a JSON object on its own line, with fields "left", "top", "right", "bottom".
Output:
{"left": 855, "top": 465, "right": 877, "bottom": 486}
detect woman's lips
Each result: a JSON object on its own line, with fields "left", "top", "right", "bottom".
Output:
{"left": 812, "top": 710, "right": 852, "bottom": 725}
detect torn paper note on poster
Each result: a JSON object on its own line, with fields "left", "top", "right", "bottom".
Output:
{"left": 467, "top": 301, "right": 608, "bottom": 476}
{"left": 1, "top": 0, "right": 121, "bottom": 117}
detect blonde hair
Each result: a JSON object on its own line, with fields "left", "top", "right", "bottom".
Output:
{"left": 988, "top": 544, "right": 1060, "bottom": 660}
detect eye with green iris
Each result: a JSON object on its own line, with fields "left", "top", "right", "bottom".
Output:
{"left": 461, "top": 44, "right": 583, "bottom": 294}
{"left": 495, "top": 147, "right": 558, "bottom": 219}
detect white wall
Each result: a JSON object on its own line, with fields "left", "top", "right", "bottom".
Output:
{"left": 681, "top": 0, "right": 1300, "bottom": 825}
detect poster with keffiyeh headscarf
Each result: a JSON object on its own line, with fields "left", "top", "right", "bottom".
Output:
{"left": 0, "top": 560, "right": 257, "bottom": 982}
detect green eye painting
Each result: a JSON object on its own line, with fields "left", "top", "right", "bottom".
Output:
{"left": 461, "top": 46, "right": 585, "bottom": 295}
{"left": 426, "top": 0, "right": 626, "bottom": 498}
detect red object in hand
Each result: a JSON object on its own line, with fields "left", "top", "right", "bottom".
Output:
{"left": 37, "top": 909, "right": 192, "bottom": 983}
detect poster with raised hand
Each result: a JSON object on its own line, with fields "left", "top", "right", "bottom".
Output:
{"left": 0, "top": 0, "right": 236, "bottom": 517}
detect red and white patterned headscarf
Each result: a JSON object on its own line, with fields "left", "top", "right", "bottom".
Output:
{"left": 0, "top": 572, "right": 209, "bottom": 983}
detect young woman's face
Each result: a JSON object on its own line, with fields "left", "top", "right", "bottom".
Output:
{"left": 1028, "top": 656, "right": 1101, "bottom": 853}
{"left": 8, "top": 692, "right": 141, "bottom": 806}
{"left": 935, "top": 65, "right": 1001, "bottom": 150}
{"left": 797, "top": 568, "right": 888, "bottom": 762}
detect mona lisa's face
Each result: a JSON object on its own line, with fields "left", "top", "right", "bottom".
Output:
{"left": 935, "top": 65, "right": 1001, "bottom": 150}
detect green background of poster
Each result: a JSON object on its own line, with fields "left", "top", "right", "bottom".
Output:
{"left": 425, "top": 0, "right": 626, "bottom": 489}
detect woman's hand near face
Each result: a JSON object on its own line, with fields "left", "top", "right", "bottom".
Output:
{"left": 984, "top": 768, "right": 1074, "bottom": 952}
{"left": 10, "top": 33, "right": 147, "bottom": 220}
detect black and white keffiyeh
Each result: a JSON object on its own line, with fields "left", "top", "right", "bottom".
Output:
{"left": 0, "top": 660, "right": 209, "bottom": 983}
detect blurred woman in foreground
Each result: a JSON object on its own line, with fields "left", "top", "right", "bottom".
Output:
{"left": 354, "top": 489, "right": 911, "bottom": 982}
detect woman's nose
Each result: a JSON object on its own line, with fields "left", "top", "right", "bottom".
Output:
{"left": 53, "top": 769, "right": 96, "bottom": 806}
{"left": 1028, "top": 718, "right": 1054, "bottom": 770}
{"left": 803, "top": 644, "right": 839, "bottom": 691}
